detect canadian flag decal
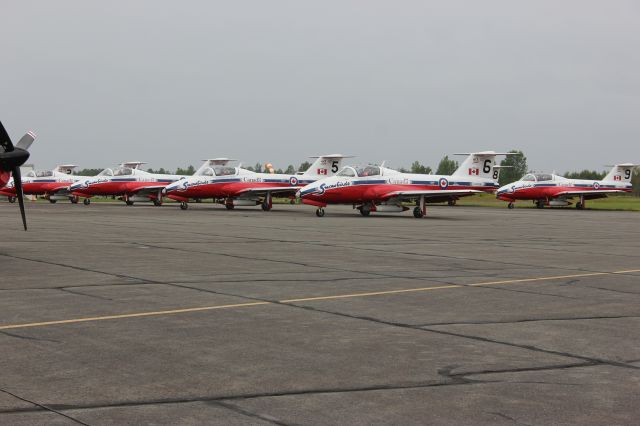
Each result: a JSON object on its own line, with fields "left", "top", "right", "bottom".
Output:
{"left": 468, "top": 168, "right": 479, "bottom": 176}
{"left": 614, "top": 175, "right": 622, "bottom": 181}
{"left": 318, "top": 168, "right": 328, "bottom": 175}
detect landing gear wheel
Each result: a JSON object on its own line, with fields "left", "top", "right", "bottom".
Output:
{"left": 413, "top": 206, "right": 424, "bottom": 218}
{"left": 536, "top": 200, "right": 545, "bottom": 209}
{"left": 508, "top": 202, "right": 514, "bottom": 209}
{"left": 359, "top": 206, "right": 371, "bottom": 217}
{"left": 8, "top": 196, "right": 16, "bottom": 203}
{"left": 83, "top": 198, "right": 91, "bottom": 205}
{"left": 316, "top": 208, "right": 325, "bottom": 217}
{"left": 180, "top": 201, "right": 188, "bottom": 210}
{"left": 71, "top": 196, "right": 79, "bottom": 204}
{"left": 125, "top": 200, "right": 134, "bottom": 206}
{"left": 448, "top": 199, "right": 457, "bottom": 206}
{"left": 225, "top": 203, "right": 234, "bottom": 210}
{"left": 261, "top": 202, "right": 271, "bottom": 211}
{"left": 153, "top": 200, "right": 162, "bottom": 207}
{"left": 49, "top": 199, "right": 57, "bottom": 204}
{"left": 576, "top": 202, "right": 584, "bottom": 210}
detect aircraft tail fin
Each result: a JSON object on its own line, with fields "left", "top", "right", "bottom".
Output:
{"left": 300, "top": 154, "right": 353, "bottom": 178}
{"left": 603, "top": 163, "right": 639, "bottom": 183}
{"left": 452, "top": 151, "right": 514, "bottom": 180}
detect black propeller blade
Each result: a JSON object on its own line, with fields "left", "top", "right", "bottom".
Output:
{"left": 12, "top": 166, "right": 27, "bottom": 230}
{"left": 0, "top": 121, "right": 31, "bottom": 231}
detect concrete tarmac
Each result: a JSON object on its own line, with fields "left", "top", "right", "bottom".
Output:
{"left": 0, "top": 201, "right": 638, "bottom": 425}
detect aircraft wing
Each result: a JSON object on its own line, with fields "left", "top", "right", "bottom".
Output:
{"left": 50, "top": 186, "right": 73, "bottom": 197}
{"left": 235, "top": 186, "right": 300, "bottom": 196}
{"left": 381, "top": 189, "right": 483, "bottom": 200}
{"left": 130, "top": 185, "right": 167, "bottom": 198}
{"left": 554, "top": 190, "right": 627, "bottom": 199}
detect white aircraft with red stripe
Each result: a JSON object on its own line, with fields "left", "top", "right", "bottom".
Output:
{"left": 69, "top": 162, "right": 184, "bottom": 206}
{"left": 163, "top": 155, "right": 350, "bottom": 211}
{"left": 298, "top": 151, "right": 512, "bottom": 218}
{"left": 496, "top": 164, "right": 637, "bottom": 209}
{"left": 0, "top": 165, "right": 91, "bottom": 204}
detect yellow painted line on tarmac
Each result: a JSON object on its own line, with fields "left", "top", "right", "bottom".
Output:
{"left": 0, "top": 301, "right": 270, "bottom": 331}
{"left": 280, "top": 284, "right": 459, "bottom": 303}
{"left": 0, "top": 269, "right": 638, "bottom": 331}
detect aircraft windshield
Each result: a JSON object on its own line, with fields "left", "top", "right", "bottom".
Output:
{"left": 533, "top": 173, "right": 553, "bottom": 182}
{"left": 199, "top": 167, "right": 214, "bottom": 176}
{"left": 521, "top": 174, "right": 536, "bottom": 182}
{"left": 355, "top": 166, "right": 381, "bottom": 177}
{"left": 213, "top": 166, "right": 236, "bottom": 176}
{"left": 35, "top": 171, "right": 53, "bottom": 177}
{"left": 113, "top": 167, "right": 133, "bottom": 176}
{"left": 337, "top": 167, "right": 356, "bottom": 177}
{"left": 25, "top": 171, "right": 36, "bottom": 177}
{"left": 98, "top": 168, "right": 114, "bottom": 176}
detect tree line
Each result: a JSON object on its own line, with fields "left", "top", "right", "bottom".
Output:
{"left": 75, "top": 154, "right": 639, "bottom": 196}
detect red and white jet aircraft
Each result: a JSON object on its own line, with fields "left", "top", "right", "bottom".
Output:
{"left": 0, "top": 165, "right": 91, "bottom": 204}
{"left": 69, "top": 162, "right": 184, "bottom": 206}
{"left": 0, "top": 121, "right": 36, "bottom": 230}
{"left": 496, "top": 164, "right": 637, "bottom": 209}
{"left": 298, "top": 152, "right": 511, "bottom": 218}
{"left": 164, "top": 155, "right": 350, "bottom": 210}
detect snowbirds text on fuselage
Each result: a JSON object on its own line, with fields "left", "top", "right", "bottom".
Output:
{"left": 0, "top": 121, "right": 36, "bottom": 230}
{"left": 496, "top": 164, "right": 637, "bottom": 209}
{"left": 163, "top": 154, "right": 351, "bottom": 211}
{"left": 298, "top": 151, "right": 512, "bottom": 218}
{"left": 0, "top": 165, "right": 91, "bottom": 204}
{"left": 69, "top": 162, "right": 185, "bottom": 206}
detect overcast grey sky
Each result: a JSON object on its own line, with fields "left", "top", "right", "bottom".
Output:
{"left": 1, "top": 1, "right": 639, "bottom": 173}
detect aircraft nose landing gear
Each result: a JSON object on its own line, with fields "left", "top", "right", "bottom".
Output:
{"left": 180, "top": 201, "right": 188, "bottom": 210}
{"left": 508, "top": 202, "right": 514, "bottom": 209}
{"left": 316, "top": 208, "right": 325, "bottom": 217}
{"left": 83, "top": 198, "right": 91, "bottom": 205}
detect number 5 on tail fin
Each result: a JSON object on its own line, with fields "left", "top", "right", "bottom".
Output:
{"left": 301, "top": 154, "right": 354, "bottom": 179}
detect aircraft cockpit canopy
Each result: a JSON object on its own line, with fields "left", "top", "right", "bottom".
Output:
{"left": 337, "top": 167, "right": 356, "bottom": 177}
{"left": 98, "top": 168, "right": 114, "bottom": 176}
{"left": 355, "top": 165, "right": 381, "bottom": 177}
{"left": 213, "top": 166, "right": 236, "bottom": 176}
{"left": 522, "top": 173, "right": 554, "bottom": 182}
{"left": 113, "top": 167, "right": 134, "bottom": 176}
{"left": 198, "top": 166, "right": 237, "bottom": 177}
{"left": 35, "top": 170, "right": 53, "bottom": 177}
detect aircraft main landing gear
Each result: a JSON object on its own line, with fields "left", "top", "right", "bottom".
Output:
{"left": 8, "top": 196, "right": 16, "bottom": 203}
{"left": 70, "top": 196, "right": 79, "bottom": 204}
{"left": 508, "top": 202, "right": 514, "bottom": 209}
{"left": 261, "top": 202, "right": 271, "bottom": 211}
{"left": 576, "top": 202, "right": 584, "bottom": 210}
{"left": 413, "top": 206, "right": 424, "bottom": 218}
{"left": 448, "top": 199, "right": 457, "bottom": 206}
{"left": 316, "top": 208, "right": 325, "bottom": 217}
{"left": 49, "top": 199, "right": 57, "bottom": 204}
{"left": 125, "top": 200, "right": 134, "bottom": 206}
{"left": 153, "top": 199, "right": 162, "bottom": 207}
{"left": 83, "top": 198, "right": 91, "bottom": 205}
{"left": 535, "top": 200, "right": 545, "bottom": 209}
{"left": 180, "top": 201, "right": 188, "bottom": 210}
